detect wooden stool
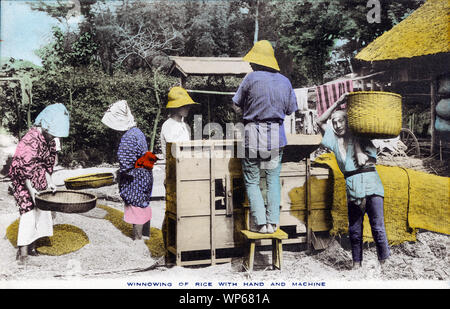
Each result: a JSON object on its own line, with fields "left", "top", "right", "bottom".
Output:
{"left": 240, "top": 229, "right": 288, "bottom": 272}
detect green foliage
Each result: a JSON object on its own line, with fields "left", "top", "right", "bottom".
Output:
{"left": 276, "top": 0, "right": 425, "bottom": 85}
{"left": 29, "top": 66, "right": 177, "bottom": 166}
{"left": 1, "top": 0, "right": 427, "bottom": 167}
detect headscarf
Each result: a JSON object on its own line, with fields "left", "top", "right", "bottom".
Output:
{"left": 330, "top": 110, "right": 347, "bottom": 120}
{"left": 101, "top": 100, "right": 136, "bottom": 131}
{"left": 330, "top": 110, "right": 347, "bottom": 135}
{"left": 34, "top": 103, "right": 70, "bottom": 137}
{"left": 330, "top": 109, "right": 348, "bottom": 161}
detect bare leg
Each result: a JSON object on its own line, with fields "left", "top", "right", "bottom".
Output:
{"left": 142, "top": 220, "right": 150, "bottom": 238}
{"left": 18, "top": 245, "right": 29, "bottom": 264}
{"left": 133, "top": 224, "right": 143, "bottom": 240}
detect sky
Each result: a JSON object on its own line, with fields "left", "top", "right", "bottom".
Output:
{"left": 0, "top": 0, "right": 80, "bottom": 66}
{"left": 0, "top": 0, "right": 351, "bottom": 67}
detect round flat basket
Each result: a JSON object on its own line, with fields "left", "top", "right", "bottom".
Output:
{"left": 64, "top": 172, "right": 114, "bottom": 190}
{"left": 35, "top": 190, "right": 97, "bottom": 213}
{"left": 347, "top": 91, "right": 402, "bottom": 139}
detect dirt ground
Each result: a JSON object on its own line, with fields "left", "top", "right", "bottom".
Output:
{"left": 0, "top": 133, "right": 448, "bottom": 289}
{"left": 0, "top": 172, "right": 448, "bottom": 289}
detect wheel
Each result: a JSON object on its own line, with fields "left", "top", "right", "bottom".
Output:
{"left": 399, "top": 128, "right": 421, "bottom": 157}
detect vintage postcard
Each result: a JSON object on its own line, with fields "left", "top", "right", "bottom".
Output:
{"left": 0, "top": 0, "right": 448, "bottom": 301}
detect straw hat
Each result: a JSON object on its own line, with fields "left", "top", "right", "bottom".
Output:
{"left": 243, "top": 40, "right": 280, "bottom": 71}
{"left": 166, "top": 86, "right": 199, "bottom": 109}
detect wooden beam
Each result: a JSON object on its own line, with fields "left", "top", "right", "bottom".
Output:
{"left": 430, "top": 77, "right": 437, "bottom": 155}
{"left": 186, "top": 89, "right": 236, "bottom": 96}
{"left": 209, "top": 148, "right": 216, "bottom": 265}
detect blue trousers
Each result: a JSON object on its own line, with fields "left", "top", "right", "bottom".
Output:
{"left": 347, "top": 195, "right": 390, "bottom": 262}
{"left": 242, "top": 149, "right": 283, "bottom": 226}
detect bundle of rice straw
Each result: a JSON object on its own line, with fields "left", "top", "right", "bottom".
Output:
{"left": 315, "top": 153, "right": 449, "bottom": 244}
{"left": 314, "top": 153, "right": 416, "bottom": 245}
{"left": 407, "top": 168, "right": 450, "bottom": 235}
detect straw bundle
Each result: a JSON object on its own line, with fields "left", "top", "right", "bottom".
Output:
{"left": 347, "top": 91, "right": 402, "bottom": 139}
{"left": 407, "top": 169, "right": 450, "bottom": 235}
{"left": 35, "top": 190, "right": 97, "bottom": 213}
{"left": 315, "top": 153, "right": 450, "bottom": 243}
{"left": 314, "top": 153, "right": 417, "bottom": 245}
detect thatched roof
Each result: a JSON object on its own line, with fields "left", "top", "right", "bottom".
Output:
{"left": 169, "top": 56, "right": 252, "bottom": 77}
{"left": 355, "top": 0, "right": 450, "bottom": 62}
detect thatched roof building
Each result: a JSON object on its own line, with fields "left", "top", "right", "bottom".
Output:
{"left": 355, "top": 0, "right": 449, "bottom": 62}
{"left": 353, "top": 0, "right": 450, "bottom": 156}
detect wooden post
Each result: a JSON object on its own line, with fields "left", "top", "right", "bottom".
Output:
{"left": 430, "top": 76, "right": 437, "bottom": 156}
{"left": 305, "top": 158, "right": 312, "bottom": 252}
{"left": 209, "top": 147, "right": 216, "bottom": 265}
{"left": 207, "top": 95, "right": 211, "bottom": 137}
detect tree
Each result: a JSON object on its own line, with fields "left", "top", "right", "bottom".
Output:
{"left": 276, "top": 0, "right": 425, "bottom": 86}
{"left": 28, "top": 0, "right": 97, "bottom": 23}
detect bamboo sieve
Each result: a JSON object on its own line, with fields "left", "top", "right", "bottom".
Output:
{"left": 35, "top": 190, "right": 97, "bottom": 213}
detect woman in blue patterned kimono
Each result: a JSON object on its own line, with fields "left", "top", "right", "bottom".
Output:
{"left": 102, "top": 100, "right": 155, "bottom": 241}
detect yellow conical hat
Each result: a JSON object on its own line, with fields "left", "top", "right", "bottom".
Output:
{"left": 243, "top": 40, "right": 280, "bottom": 71}
{"left": 166, "top": 86, "right": 199, "bottom": 108}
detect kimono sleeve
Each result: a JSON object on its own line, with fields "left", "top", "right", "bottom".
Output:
{"left": 9, "top": 130, "right": 41, "bottom": 181}
{"left": 43, "top": 139, "right": 57, "bottom": 174}
{"left": 320, "top": 123, "right": 337, "bottom": 153}
{"left": 118, "top": 133, "right": 140, "bottom": 172}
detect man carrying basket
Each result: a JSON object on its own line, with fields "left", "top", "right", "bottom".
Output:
{"left": 316, "top": 94, "right": 390, "bottom": 269}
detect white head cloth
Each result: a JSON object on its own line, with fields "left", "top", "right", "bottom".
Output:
{"left": 101, "top": 100, "right": 136, "bottom": 131}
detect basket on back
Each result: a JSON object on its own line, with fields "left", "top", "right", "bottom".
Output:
{"left": 347, "top": 91, "right": 402, "bottom": 139}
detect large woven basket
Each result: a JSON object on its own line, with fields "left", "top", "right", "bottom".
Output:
{"left": 35, "top": 190, "right": 97, "bottom": 213}
{"left": 347, "top": 91, "right": 402, "bottom": 139}
{"left": 64, "top": 173, "right": 114, "bottom": 190}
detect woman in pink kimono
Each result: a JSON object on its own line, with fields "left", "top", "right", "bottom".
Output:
{"left": 9, "top": 103, "right": 70, "bottom": 264}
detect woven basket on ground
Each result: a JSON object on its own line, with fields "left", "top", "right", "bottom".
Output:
{"left": 64, "top": 172, "right": 114, "bottom": 190}
{"left": 35, "top": 190, "right": 97, "bottom": 213}
{"left": 347, "top": 91, "right": 402, "bottom": 139}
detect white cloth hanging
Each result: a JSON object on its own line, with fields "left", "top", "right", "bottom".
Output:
{"left": 294, "top": 88, "right": 309, "bottom": 111}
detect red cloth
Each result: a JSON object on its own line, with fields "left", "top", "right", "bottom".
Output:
{"left": 135, "top": 151, "right": 158, "bottom": 170}
{"left": 315, "top": 80, "right": 353, "bottom": 117}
